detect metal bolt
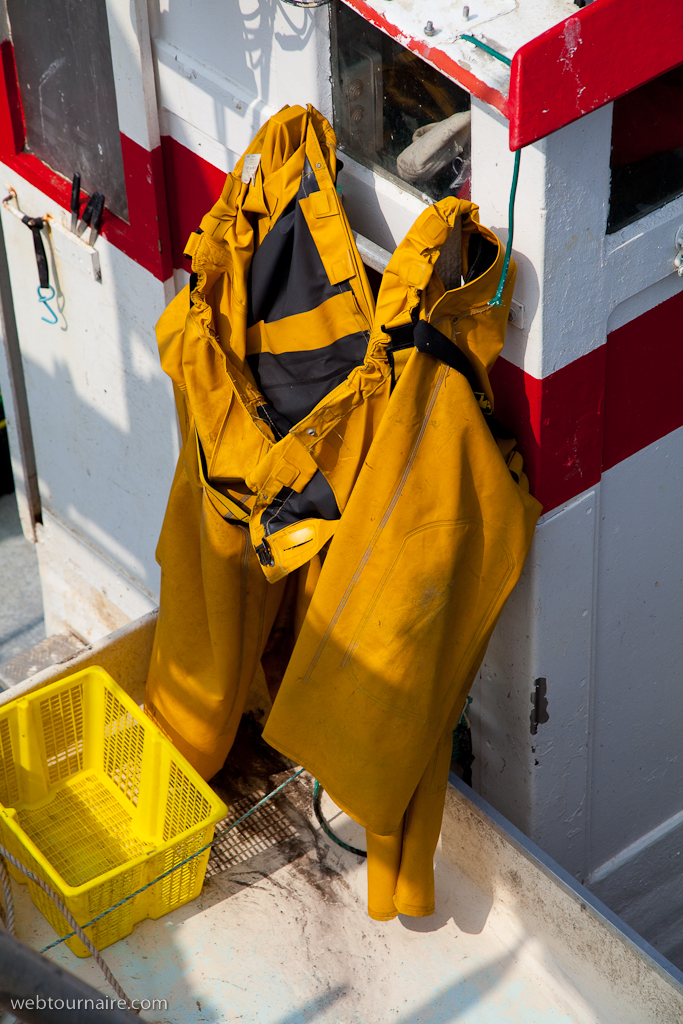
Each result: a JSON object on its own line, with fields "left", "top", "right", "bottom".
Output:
{"left": 348, "top": 79, "right": 364, "bottom": 101}
{"left": 307, "top": 428, "right": 317, "bottom": 436}
{"left": 462, "top": 5, "right": 470, "bottom": 20}
{"left": 350, "top": 105, "right": 365, "bottom": 124}
{"left": 424, "top": 20, "right": 436, "bottom": 36}
{"left": 674, "top": 252, "right": 683, "bottom": 269}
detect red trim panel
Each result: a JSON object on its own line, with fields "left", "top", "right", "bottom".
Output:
{"left": 339, "top": 0, "right": 509, "bottom": 117}
{"left": 161, "top": 136, "right": 227, "bottom": 271}
{"left": 492, "top": 289, "right": 683, "bottom": 511}
{"left": 0, "top": 40, "right": 172, "bottom": 282}
{"left": 0, "top": 40, "right": 24, "bottom": 153}
{"left": 602, "top": 289, "right": 683, "bottom": 472}
{"left": 509, "top": 0, "right": 683, "bottom": 150}
{"left": 491, "top": 348, "right": 605, "bottom": 513}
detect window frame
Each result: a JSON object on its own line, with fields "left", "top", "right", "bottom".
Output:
{"left": 0, "top": 0, "right": 171, "bottom": 282}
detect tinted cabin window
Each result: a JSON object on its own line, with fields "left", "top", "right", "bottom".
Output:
{"left": 6, "top": 0, "right": 128, "bottom": 221}
{"left": 331, "top": 3, "right": 471, "bottom": 202}
{"left": 608, "top": 65, "right": 683, "bottom": 234}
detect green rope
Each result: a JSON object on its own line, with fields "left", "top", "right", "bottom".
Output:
{"left": 313, "top": 781, "right": 367, "bottom": 858}
{"left": 459, "top": 34, "right": 512, "bottom": 66}
{"left": 459, "top": 33, "right": 519, "bottom": 307}
{"left": 452, "top": 696, "right": 473, "bottom": 762}
{"left": 492, "top": 149, "right": 521, "bottom": 306}
{"left": 36, "top": 769, "right": 368, "bottom": 957}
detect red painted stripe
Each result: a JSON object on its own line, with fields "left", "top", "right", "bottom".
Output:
{"left": 117, "top": 134, "right": 173, "bottom": 281}
{"left": 340, "top": 0, "right": 509, "bottom": 118}
{"left": 510, "top": 0, "right": 683, "bottom": 150}
{"left": 492, "top": 289, "right": 683, "bottom": 510}
{"left": 160, "top": 136, "right": 228, "bottom": 271}
{"left": 491, "top": 347, "right": 605, "bottom": 513}
{"left": 602, "top": 289, "right": 683, "bottom": 472}
{"left": 0, "top": 40, "right": 24, "bottom": 155}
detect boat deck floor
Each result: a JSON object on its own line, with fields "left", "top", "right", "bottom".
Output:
{"left": 7, "top": 715, "right": 683, "bottom": 1024}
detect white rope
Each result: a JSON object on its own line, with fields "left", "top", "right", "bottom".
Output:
{"left": 0, "top": 845, "right": 135, "bottom": 1010}
{"left": 0, "top": 855, "right": 15, "bottom": 936}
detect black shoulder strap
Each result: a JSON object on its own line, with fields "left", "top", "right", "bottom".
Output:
{"left": 385, "top": 317, "right": 514, "bottom": 441}
{"left": 414, "top": 321, "right": 515, "bottom": 439}
{"left": 413, "top": 320, "right": 481, "bottom": 392}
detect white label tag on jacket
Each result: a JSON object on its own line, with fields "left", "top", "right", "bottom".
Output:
{"left": 242, "top": 154, "right": 260, "bottom": 184}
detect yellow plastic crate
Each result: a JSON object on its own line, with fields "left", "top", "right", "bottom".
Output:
{"left": 0, "top": 667, "right": 227, "bottom": 956}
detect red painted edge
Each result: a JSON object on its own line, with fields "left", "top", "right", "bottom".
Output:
{"left": 491, "top": 347, "right": 605, "bottom": 513}
{"left": 161, "top": 136, "right": 227, "bottom": 271}
{"left": 491, "top": 288, "right": 683, "bottom": 511}
{"left": 509, "top": 0, "right": 683, "bottom": 150}
{"left": 602, "top": 289, "right": 683, "bottom": 472}
{"left": 340, "top": 0, "right": 510, "bottom": 117}
{"left": 0, "top": 40, "right": 172, "bottom": 282}
{"left": 0, "top": 40, "right": 24, "bottom": 155}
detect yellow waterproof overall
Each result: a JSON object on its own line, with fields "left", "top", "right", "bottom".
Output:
{"left": 146, "top": 104, "right": 541, "bottom": 920}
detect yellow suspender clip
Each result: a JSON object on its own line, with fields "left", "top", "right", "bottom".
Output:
{"left": 195, "top": 431, "right": 251, "bottom": 525}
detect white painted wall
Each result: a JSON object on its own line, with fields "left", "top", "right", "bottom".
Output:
{"left": 590, "top": 427, "right": 683, "bottom": 865}
{"left": 0, "top": 0, "right": 179, "bottom": 641}
{"left": 468, "top": 98, "right": 683, "bottom": 964}
{"left": 0, "top": 176, "right": 176, "bottom": 640}
{"left": 471, "top": 488, "right": 598, "bottom": 874}
{"left": 149, "top": 0, "right": 332, "bottom": 180}
{"left": 471, "top": 97, "right": 683, "bottom": 378}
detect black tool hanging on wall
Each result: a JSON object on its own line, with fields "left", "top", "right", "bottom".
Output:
{"left": 77, "top": 192, "right": 105, "bottom": 246}
{"left": 70, "top": 172, "right": 81, "bottom": 234}
{"left": 22, "top": 215, "right": 57, "bottom": 325}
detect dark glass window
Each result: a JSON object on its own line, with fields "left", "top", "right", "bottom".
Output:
{"left": 6, "top": 0, "right": 128, "bottom": 221}
{"left": 331, "top": 3, "right": 471, "bottom": 202}
{"left": 608, "top": 65, "right": 683, "bottom": 234}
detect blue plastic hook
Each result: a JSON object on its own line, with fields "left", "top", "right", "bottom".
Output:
{"left": 37, "top": 285, "right": 58, "bottom": 325}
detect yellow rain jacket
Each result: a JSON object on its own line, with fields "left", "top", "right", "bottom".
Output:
{"left": 146, "top": 103, "right": 541, "bottom": 921}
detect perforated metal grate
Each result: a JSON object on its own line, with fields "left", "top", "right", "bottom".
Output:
{"left": 40, "top": 685, "right": 84, "bottom": 783}
{"left": 17, "top": 774, "right": 148, "bottom": 886}
{"left": 207, "top": 791, "right": 299, "bottom": 876}
{"left": 103, "top": 690, "right": 144, "bottom": 806}
{"left": 0, "top": 718, "right": 18, "bottom": 806}
{"left": 163, "top": 762, "right": 211, "bottom": 841}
